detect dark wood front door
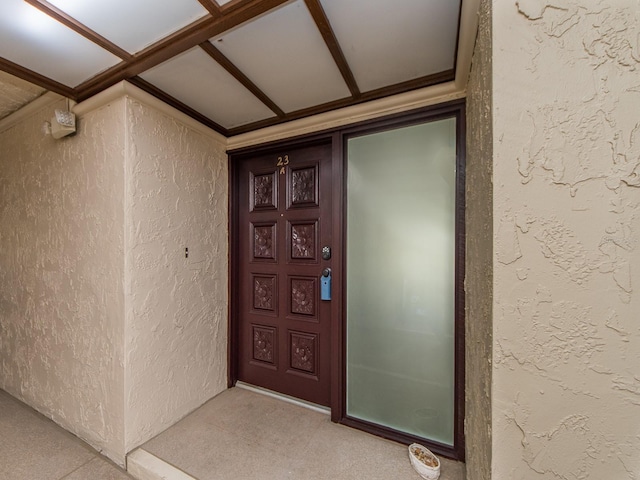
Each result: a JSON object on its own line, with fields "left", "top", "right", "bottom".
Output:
{"left": 236, "top": 142, "right": 332, "bottom": 406}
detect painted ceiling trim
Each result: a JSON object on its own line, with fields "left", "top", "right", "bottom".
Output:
{"left": 227, "top": 80, "right": 464, "bottom": 150}
{"left": 455, "top": 0, "right": 479, "bottom": 91}
{"left": 69, "top": 77, "right": 463, "bottom": 151}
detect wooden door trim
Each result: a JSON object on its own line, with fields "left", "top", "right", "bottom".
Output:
{"left": 329, "top": 131, "right": 344, "bottom": 423}
{"left": 335, "top": 101, "right": 466, "bottom": 461}
{"left": 228, "top": 99, "right": 465, "bottom": 461}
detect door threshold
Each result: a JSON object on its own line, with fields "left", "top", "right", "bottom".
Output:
{"left": 235, "top": 381, "right": 330, "bottom": 416}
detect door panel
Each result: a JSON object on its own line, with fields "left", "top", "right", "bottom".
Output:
{"left": 237, "top": 143, "right": 332, "bottom": 406}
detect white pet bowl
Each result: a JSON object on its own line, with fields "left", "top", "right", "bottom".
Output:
{"left": 408, "top": 443, "right": 440, "bottom": 480}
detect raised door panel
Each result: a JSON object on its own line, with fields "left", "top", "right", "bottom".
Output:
{"left": 236, "top": 142, "right": 332, "bottom": 406}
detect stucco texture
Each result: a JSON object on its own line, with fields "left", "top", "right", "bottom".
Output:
{"left": 492, "top": 1, "right": 640, "bottom": 478}
{"left": 465, "top": 0, "right": 492, "bottom": 478}
{"left": 0, "top": 98, "right": 126, "bottom": 462}
{"left": 124, "top": 98, "right": 228, "bottom": 451}
{"left": 0, "top": 94, "right": 228, "bottom": 465}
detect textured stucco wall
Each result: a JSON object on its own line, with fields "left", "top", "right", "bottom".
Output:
{"left": 492, "top": 1, "right": 640, "bottom": 478}
{"left": 0, "top": 93, "right": 229, "bottom": 464}
{"left": 124, "top": 98, "right": 228, "bottom": 451}
{"left": 0, "top": 98, "right": 126, "bottom": 463}
{"left": 465, "top": 0, "right": 492, "bottom": 477}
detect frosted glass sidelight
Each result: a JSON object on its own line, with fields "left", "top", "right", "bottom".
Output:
{"left": 346, "top": 117, "right": 457, "bottom": 446}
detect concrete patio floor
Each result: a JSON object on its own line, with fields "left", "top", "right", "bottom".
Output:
{"left": 131, "top": 386, "right": 465, "bottom": 480}
{"left": 0, "top": 386, "right": 465, "bottom": 479}
{"left": 0, "top": 389, "right": 133, "bottom": 480}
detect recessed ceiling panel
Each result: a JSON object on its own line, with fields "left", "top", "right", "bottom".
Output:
{"left": 47, "top": 0, "right": 209, "bottom": 53}
{"left": 320, "top": 0, "right": 460, "bottom": 92}
{"left": 0, "top": 0, "right": 121, "bottom": 87}
{"left": 139, "top": 47, "right": 275, "bottom": 130}
{"left": 212, "top": 0, "right": 351, "bottom": 113}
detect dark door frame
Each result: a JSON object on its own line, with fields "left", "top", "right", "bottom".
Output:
{"left": 228, "top": 99, "right": 465, "bottom": 462}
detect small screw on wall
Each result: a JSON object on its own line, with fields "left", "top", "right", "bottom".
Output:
{"left": 185, "top": 247, "right": 189, "bottom": 258}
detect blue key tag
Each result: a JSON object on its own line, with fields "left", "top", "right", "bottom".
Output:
{"left": 321, "top": 269, "right": 331, "bottom": 301}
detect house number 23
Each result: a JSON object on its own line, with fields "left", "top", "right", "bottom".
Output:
{"left": 277, "top": 155, "right": 289, "bottom": 174}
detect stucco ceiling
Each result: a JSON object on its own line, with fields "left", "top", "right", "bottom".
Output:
{"left": 0, "top": 0, "right": 471, "bottom": 136}
{"left": 0, "top": 70, "right": 46, "bottom": 121}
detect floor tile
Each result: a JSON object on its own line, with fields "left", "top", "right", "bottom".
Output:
{"left": 0, "top": 390, "right": 95, "bottom": 480}
{"left": 62, "top": 457, "right": 132, "bottom": 480}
